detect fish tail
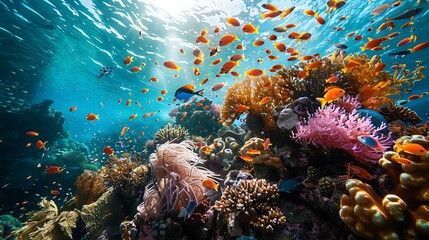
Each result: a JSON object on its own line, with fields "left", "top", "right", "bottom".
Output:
{"left": 234, "top": 34, "right": 240, "bottom": 41}
{"left": 244, "top": 70, "right": 248, "bottom": 77}
{"left": 241, "top": 54, "right": 245, "bottom": 61}
{"left": 255, "top": 26, "right": 259, "bottom": 34}
{"left": 394, "top": 141, "right": 404, "bottom": 153}
{"left": 214, "top": 184, "right": 219, "bottom": 191}
{"left": 260, "top": 13, "right": 266, "bottom": 19}
{"left": 196, "top": 89, "right": 205, "bottom": 96}
{"left": 412, "top": 35, "right": 417, "bottom": 42}
{"left": 316, "top": 97, "right": 327, "bottom": 108}
{"left": 360, "top": 46, "right": 366, "bottom": 52}
{"left": 177, "top": 66, "right": 182, "bottom": 72}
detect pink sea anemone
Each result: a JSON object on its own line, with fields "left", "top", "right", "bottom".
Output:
{"left": 137, "top": 141, "right": 218, "bottom": 221}
{"left": 291, "top": 104, "right": 391, "bottom": 165}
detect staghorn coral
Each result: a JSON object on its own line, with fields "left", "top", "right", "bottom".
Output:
{"left": 214, "top": 179, "right": 286, "bottom": 233}
{"left": 339, "top": 135, "right": 429, "bottom": 239}
{"left": 14, "top": 198, "right": 79, "bottom": 240}
{"left": 379, "top": 103, "right": 422, "bottom": 124}
{"left": 137, "top": 141, "right": 218, "bottom": 221}
{"left": 239, "top": 137, "right": 282, "bottom": 168}
{"left": 100, "top": 155, "right": 149, "bottom": 192}
{"left": 154, "top": 123, "right": 190, "bottom": 144}
{"left": 75, "top": 170, "right": 107, "bottom": 207}
{"left": 292, "top": 103, "right": 391, "bottom": 165}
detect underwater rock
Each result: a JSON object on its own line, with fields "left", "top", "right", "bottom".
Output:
{"left": 276, "top": 108, "right": 299, "bottom": 131}
{"left": 217, "top": 125, "right": 246, "bottom": 142}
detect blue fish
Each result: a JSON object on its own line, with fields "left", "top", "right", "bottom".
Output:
{"left": 387, "top": 8, "right": 423, "bottom": 21}
{"left": 279, "top": 177, "right": 301, "bottom": 193}
{"left": 356, "top": 109, "right": 388, "bottom": 135}
{"left": 388, "top": 50, "right": 411, "bottom": 56}
{"left": 174, "top": 84, "right": 204, "bottom": 101}
{"left": 177, "top": 200, "right": 197, "bottom": 220}
{"left": 357, "top": 135, "right": 385, "bottom": 152}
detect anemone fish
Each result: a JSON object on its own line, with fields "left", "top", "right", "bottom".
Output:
{"left": 316, "top": 87, "right": 345, "bottom": 107}
{"left": 174, "top": 84, "right": 204, "bottom": 101}
{"left": 202, "top": 179, "right": 219, "bottom": 191}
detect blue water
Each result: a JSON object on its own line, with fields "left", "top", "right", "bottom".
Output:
{"left": 1, "top": 0, "right": 428, "bottom": 144}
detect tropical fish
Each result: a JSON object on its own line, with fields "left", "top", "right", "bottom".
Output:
{"left": 397, "top": 35, "right": 417, "bottom": 47}
{"left": 360, "top": 37, "right": 389, "bottom": 51}
{"left": 211, "top": 58, "right": 222, "bottom": 65}
{"left": 274, "top": 42, "right": 286, "bottom": 52}
{"left": 212, "top": 83, "right": 227, "bottom": 91}
{"left": 304, "top": 9, "right": 317, "bottom": 16}
{"left": 160, "top": 89, "right": 168, "bottom": 95}
{"left": 200, "top": 78, "right": 209, "bottom": 86}
{"left": 214, "top": 26, "right": 221, "bottom": 33}
{"left": 357, "top": 135, "right": 386, "bottom": 152}
{"left": 240, "top": 155, "right": 253, "bottom": 162}
{"left": 103, "top": 146, "right": 114, "bottom": 155}
{"left": 196, "top": 35, "right": 210, "bottom": 44}
{"left": 178, "top": 200, "right": 197, "bottom": 220}
{"left": 391, "top": 154, "right": 413, "bottom": 165}
{"left": 316, "top": 87, "right": 345, "bottom": 107}
{"left": 242, "top": 23, "right": 259, "bottom": 34}
{"left": 386, "top": 8, "right": 423, "bottom": 21}
{"left": 409, "top": 42, "right": 429, "bottom": 52}
{"left": 35, "top": 140, "right": 47, "bottom": 150}
{"left": 86, "top": 113, "right": 99, "bottom": 121}
{"left": 149, "top": 77, "right": 158, "bottom": 82}
{"left": 231, "top": 71, "right": 241, "bottom": 77}
{"left": 129, "top": 113, "right": 138, "bottom": 121}
{"left": 141, "top": 88, "right": 149, "bottom": 93}
{"left": 247, "top": 149, "right": 261, "bottom": 155}
{"left": 259, "top": 97, "right": 271, "bottom": 105}
{"left": 315, "top": 13, "right": 325, "bottom": 25}
{"left": 124, "top": 56, "right": 133, "bottom": 65}
{"left": 174, "top": 84, "right": 204, "bottom": 101}
{"left": 226, "top": 17, "right": 240, "bottom": 26}
{"left": 244, "top": 68, "right": 265, "bottom": 76}
{"left": 253, "top": 39, "right": 265, "bottom": 46}
{"left": 219, "top": 34, "right": 240, "bottom": 46}
{"left": 45, "top": 166, "right": 64, "bottom": 174}
{"left": 26, "top": 131, "right": 39, "bottom": 136}
{"left": 279, "top": 6, "right": 295, "bottom": 19}
{"left": 263, "top": 138, "right": 272, "bottom": 151}
{"left": 305, "top": 60, "right": 322, "bottom": 71}
{"left": 260, "top": 10, "right": 283, "bottom": 19}
{"left": 262, "top": 3, "right": 278, "bottom": 11}
{"left": 121, "top": 127, "right": 129, "bottom": 135}
{"left": 395, "top": 141, "right": 428, "bottom": 156}
{"left": 325, "top": 75, "right": 339, "bottom": 83}
{"left": 334, "top": 43, "right": 348, "bottom": 49}
{"left": 51, "top": 190, "right": 60, "bottom": 195}
{"left": 202, "top": 179, "right": 218, "bottom": 191}
{"left": 220, "top": 61, "right": 239, "bottom": 74}
{"left": 163, "top": 61, "right": 181, "bottom": 71}
{"left": 131, "top": 66, "right": 142, "bottom": 72}
{"left": 69, "top": 106, "right": 77, "bottom": 112}
{"left": 344, "top": 163, "right": 373, "bottom": 180}
{"left": 234, "top": 105, "right": 249, "bottom": 113}
{"left": 278, "top": 177, "right": 301, "bottom": 193}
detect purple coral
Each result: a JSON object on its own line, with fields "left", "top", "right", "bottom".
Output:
{"left": 291, "top": 103, "right": 391, "bottom": 164}
{"left": 137, "top": 141, "right": 218, "bottom": 221}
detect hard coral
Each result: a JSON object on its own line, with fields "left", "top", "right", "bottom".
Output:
{"left": 292, "top": 103, "right": 391, "bottom": 165}
{"left": 75, "top": 170, "right": 107, "bottom": 207}
{"left": 14, "top": 198, "right": 79, "bottom": 240}
{"left": 379, "top": 103, "right": 422, "bottom": 124}
{"left": 340, "top": 135, "right": 429, "bottom": 240}
{"left": 214, "top": 179, "right": 286, "bottom": 233}
{"left": 239, "top": 137, "right": 282, "bottom": 168}
{"left": 154, "top": 123, "right": 190, "bottom": 144}
{"left": 137, "top": 141, "right": 218, "bottom": 221}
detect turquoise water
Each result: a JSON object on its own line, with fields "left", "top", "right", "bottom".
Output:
{"left": 1, "top": 0, "right": 429, "bottom": 238}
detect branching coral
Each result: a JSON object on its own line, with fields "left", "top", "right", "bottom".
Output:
{"left": 214, "top": 179, "right": 286, "bottom": 233}
{"left": 14, "top": 198, "right": 79, "bottom": 240}
{"left": 292, "top": 103, "right": 391, "bottom": 165}
{"left": 154, "top": 123, "right": 190, "bottom": 144}
{"left": 75, "top": 170, "right": 107, "bottom": 207}
{"left": 340, "top": 135, "right": 429, "bottom": 239}
{"left": 379, "top": 103, "right": 422, "bottom": 124}
{"left": 100, "top": 155, "right": 149, "bottom": 192}
{"left": 137, "top": 141, "right": 218, "bottom": 221}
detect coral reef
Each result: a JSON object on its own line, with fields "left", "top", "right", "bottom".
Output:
{"left": 239, "top": 137, "right": 283, "bottom": 169}
{"left": 199, "top": 136, "right": 241, "bottom": 172}
{"left": 75, "top": 170, "right": 107, "bottom": 207}
{"left": 292, "top": 103, "right": 391, "bottom": 165}
{"left": 100, "top": 155, "right": 149, "bottom": 192}
{"left": 404, "top": 121, "right": 429, "bottom": 136}
{"left": 154, "top": 123, "right": 189, "bottom": 144}
{"left": 170, "top": 97, "right": 222, "bottom": 137}
{"left": 14, "top": 198, "right": 79, "bottom": 240}
{"left": 0, "top": 215, "right": 22, "bottom": 239}
{"left": 81, "top": 188, "right": 126, "bottom": 239}
{"left": 214, "top": 179, "right": 286, "bottom": 235}
{"left": 340, "top": 135, "right": 429, "bottom": 239}
{"left": 379, "top": 103, "right": 422, "bottom": 124}
{"left": 137, "top": 141, "right": 218, "bottom": 221}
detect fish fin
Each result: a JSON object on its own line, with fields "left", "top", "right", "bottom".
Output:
{"left": 236, "top": 60, "right": 240, "bottom": 66}
{"left": 316, "top": 97, "right": 327, "bottom": 108}
{"left": 394, "top": 141, "right": 404, "bottom": 153}
{"left": 360, "top": 46, "right": 366, "bottom": 52}
{"left": 214, "top": 184, "right": 219, "bottom": 191}
{"left": 178, "top": 207, "right": 187, "bottom": 218}
{"left": 412, "top": 35, "right": 417, "bottom": 42}
{"left": 177, "top": 66, "right": 182, "bottom": 72}
{"left": 259, "top": 13, "right": 266, "bottom": 18}
{"left": 241, "top": 54, "right": 245, "bottom": 61}
{"left": 244, "top": 70, "right": 248, "bottom": 76}
{"left": 367, "top": 37, "right": 373, "bottom": 41}
{"left": 255, "top": 26, "right": 259, "bottom": 34}
{"left": 195, "top": 89, "right": 205, "bottom": 96}
{"left": 234, "top": 34, "right": 240, "bottom": 41}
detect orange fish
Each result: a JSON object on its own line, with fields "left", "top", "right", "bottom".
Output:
{"left": 163, "top": 61, "right": 181, "bottom": 71}
{"left": 262, "top": 3, "right": 278, "bottom": 11}
{"left": 200, "top": 29, "right": 208, "bottom": 36}
{"left": 305, "top": 61, "right": 322, "bottom": 71}
{"left": 244, "top": 68, "right": 265, "bottom": 77}
{"left": 212, "top": 83, "right": 227, "bottom": 91}
{"left": 194, "top": 58, "right": 204, "bottom": 65}
{"left": 230, "top": 54, "right": 245, "bottom": 61}
{"left": 124, "top": 56, "right": 133, "bottom": 65}
{"left": 345, "top": 164, "right": 373, "bottom": 180}
{"left": 342, "top": 60, "right": 361, "bottom": 73}
{"left": 69, "top": 106, "right": 77, "bottom": 112}
{"left": 268, "top": 55, "right": 279, "bottom": 60}
{"left": 301, "top": 55, "right": 313, "bottom": 61}
{"left": 193, "top": 67, "right": 200, "bottom": 76}
{"left": 304, "top": 9, "right": 317, "bottom": 16}
{"left": 240, "top": 155, "right": 253, "bottom": 162}
{"left": 279, "top": 6, "right": 295, "bottom": 19}
{"left": 86, "top": 113, "right": 99, "bottom": 121}
{"left": 253, "top": 39, "right": 264, "bottom": 46}
{"left": 315, "top": 14, "right": 325, "bottom": 24}
{"left": 219, "top": 34, "right": 239, "bottom": 46}
{"left": 268, "top": 34, "right": 277, "bottom": 41}
{"left": 325, "top": 75, "right": 339, "bottom": 83}
{"left": 259, "top": 97, "right": 271, "bottom": 105}
{"left": 298, "top": 70, "right": 308, "bottom": 79}
{"left": 35, "top": 140, "right": 47, "bottom": 150}
{"left": 121, "top": 127, "right": 129, "bottom": 135}
{"left": 103, "top": 146, "right": 114, "bottom": 155}
{"left": 231, "top": 71, "right": 241, "bottom": 77}
{"left": 196, "top": 35, "right": 210, "bottom": 44}
{"left": 354, "top": 35, "right": 363, "bottom": 40}
{"left": 274, "top": 42, "right": 286, "bottom": 52}
{"left": 125, "top": 99, "right": 131, "bottom": 106}
{"left": 161, "top": 89, "right": 168, "bottom": 95}
{"left": 211, "top": 58, "right": 222, "bottom": 65}
{"left": 45, "top": 166, "right": 64, "bottom": 174}
{"left": 247, "top": 149, "right": 261, "bottom": 155}
{"left": 360, "top": 37, "right": 389, "bottom": 51}
{"left": 156, "top": 96, "right": 164, "bottom": 101}
{"left": 51, "top": 190, "right": 60, "bottom": 195}
{"left": 141, "top": 88, "right": 149, "bottom": 93}
{"left": 220, "top": 61, "right": 239, "bottom": 74}
{"left": 202, "top": 179, "right": 219, "bottom": 191}
{"left": 374, "top": 62, "right": 386, "bottom": 73}
{"left": 201, "top": 145, "right": 211, "bottom": 154}
{"left": 226, "top": 17, "right": 240, "bottom": 26}
{"left": 214, "top": 26, "right": 221, "bottom": 33}
{"left": 409, "top": 42, "right": 429, "bottom": 53}
{"left": 26, "top": 131, "right": 39, "bottom": 136}
{"left": 286, "top": 23, "right": 297, "bottom": 29}
{"left": 316, "top": 87, "right": 345, "bottom": 107}
{"left": 234, "top": 105, "right": 249, "bottom": 113}
{"left": 297, "top": 32, "right": 311, "bottom": 42}
{"left": 180, "top": 48, "right": 185, "bottom": 54}
{"left": 260, "top": 10, "right": 283, "bottom": 19}
{"left": 131, "top": 66, "right": 142, "bottom": 72}
{"left": 242, "top": 23, "right": 259, "bottom": 34}
{"left": 397, "top": 35, "right": 417, "bottom": 47}
{"left": 180, "top": 112, "right": 188, "bottom": 121}
{"left": 200, "top": 78, "right": 209, "bottom": 86}
{"left": 272, "top": 64, "right": 285, "bottom": 69}
{"left": 129, "top": 113, "right": 138, "bottom": 121}
{"left": 149, "top": 77, "right": 158, "bottom": 82}
{"left": 395, "top": 141, "right": 427, "bottom": 156}
{"left": 391, "top": 155, "right": 413, "bottom": 165}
